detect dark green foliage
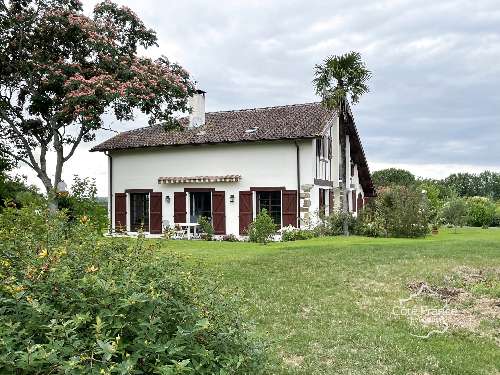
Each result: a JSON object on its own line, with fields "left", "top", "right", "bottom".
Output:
{"left": 357, "top": 186, "right": 431, "bottom": 238}
{"left": 248, "top": 209, "right": 276, "bottom": 244}
{"left": 0, "top": 201, "right": 266, "bottom": 374}
{"left": 441, "top": 197, "right": 468, "bottom": 228}
{"left": 444, "top": 171, "right": 500, "bottom": 199}
{"left": 465, "top": 197, "right": 496, "bottom": 228}
{"left": 198, "top": 216, "right": 214, "bottom": 241}
{"left": 0, "top": 155, "right": 38, "bottom": 209}
{"left": 372, "top": 168, "right": 416, "bottom": 188}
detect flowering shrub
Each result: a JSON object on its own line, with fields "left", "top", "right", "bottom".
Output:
{"left": 465, "top": 197, "right": 496, "bottom": 228}
{"left": 280, "top": 225, "right": 315, "bottom": 241}
{"left": 222, "top": 234, "right": 239, "bottom": 242}
{"left": 0, "top": 201, "right": 266, "bottom": 374}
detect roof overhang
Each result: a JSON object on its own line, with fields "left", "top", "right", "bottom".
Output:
{"left": 158, "top": 175, "right": 241, "bottom": 184}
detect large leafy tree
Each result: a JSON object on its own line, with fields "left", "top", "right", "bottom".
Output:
{"left": 313, "top": 51, "right": 371, "bottom": 235}
{"left": 372, "top": 168, "right": 416, "bottom": 188}
{"left": 0, "top": 0, "right": 194, "bottom": 193}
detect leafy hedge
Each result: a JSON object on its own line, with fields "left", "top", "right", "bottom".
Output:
{"left": 356, "top": 186, "right": 431, "bottom": 238}
{"left": 0, "top": 202, "right": 266, "bottom": 374}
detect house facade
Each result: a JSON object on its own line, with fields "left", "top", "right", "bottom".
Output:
{"left": 91, "top": 91, "right": 375, "bottom": 236}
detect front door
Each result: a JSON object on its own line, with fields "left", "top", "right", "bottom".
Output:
{"left": 130, "top": 193, "right": 149, "bottom": 232}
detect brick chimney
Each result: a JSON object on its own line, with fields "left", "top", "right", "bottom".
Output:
{"left": 188, "top": 89, "right": 206, "bottom": 128}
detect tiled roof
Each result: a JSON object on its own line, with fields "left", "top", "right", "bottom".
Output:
{"left": 90, "top": 102, "right": 334, "bottom": 152}
{"left": 158, "top": 175, "right": 241, "bottom": 184}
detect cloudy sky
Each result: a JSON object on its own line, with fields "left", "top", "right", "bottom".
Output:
{"left": 18, "top": 0, "right": 500, "bottom": 194}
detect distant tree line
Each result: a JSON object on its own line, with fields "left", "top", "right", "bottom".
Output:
{"left": 371, "top": 168, "right": 500, "bottom": 229}
{"left": 372, "top": 168, "right": 500, "bottom": 200}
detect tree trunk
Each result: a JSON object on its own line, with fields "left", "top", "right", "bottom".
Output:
{"left": 338, "top": 102, "right": 349, "bottom": 236}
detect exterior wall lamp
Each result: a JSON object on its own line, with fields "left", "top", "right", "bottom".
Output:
{"left": 229, "top": 194, "right": 235, "bottom": 203}
{"left": 165, "top": 195, "right": 171, "bottom": 204}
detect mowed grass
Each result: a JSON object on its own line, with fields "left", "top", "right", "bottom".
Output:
{"left": 158, "top": 228, "right": 500, "bottom": 374}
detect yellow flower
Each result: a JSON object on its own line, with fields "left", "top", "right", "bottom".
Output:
{"left": 80, "top": 215, "right": 89, "bottom": 224}
{"left": 13, "top": 285, "right": 26, "bottom": 293}
{"left": 38, "top": 248, "right": 48, "bottom": 258}
{"left": 85, "top": 264, "right": 98, "bottom": 273}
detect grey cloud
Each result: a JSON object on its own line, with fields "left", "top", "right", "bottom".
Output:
{"left": 83, "top": 0, "right": 499, "bottom": 172}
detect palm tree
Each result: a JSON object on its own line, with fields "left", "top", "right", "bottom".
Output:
{"left": 313, "top": 51, "right": 371, "bottom": 235}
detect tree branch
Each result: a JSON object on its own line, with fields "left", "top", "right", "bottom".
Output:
{"left": 0, "top": 108, "right": 40, "bottom": 169}
{"left": 63, "top": 124, "right": 87, "bottom": 162}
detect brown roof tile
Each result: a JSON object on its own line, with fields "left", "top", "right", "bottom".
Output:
{"left": 91, "top": 102, "right": 334, "bottom": 152}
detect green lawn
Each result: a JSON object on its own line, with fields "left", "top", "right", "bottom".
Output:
{"left": 158, "top": 228, "right": 500, "bottom": 374}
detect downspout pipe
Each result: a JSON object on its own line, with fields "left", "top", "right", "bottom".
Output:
{"left": 106, "top": 151, "right": 113, "bottom": 235}
{"left": 294, "top": 140, "right": 301, "bottom": 228}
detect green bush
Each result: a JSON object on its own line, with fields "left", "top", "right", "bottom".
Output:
{"left": 372, "top": 168, "right": 416, "bottom": 188}
{"left": 0, "top": 202, "right": 266, "bottom": 374}
{"left": 248, "top": 209, "right": 276, "bottom": 244}
{"left": 493, "top": 203, "right": 500, "bottom": 227}
{"left": 198, "top": 216, "right": 214, "bottom": 240}
{"left": 441, "top": 197, "right": 468, "bottom": 228}
{"left": 466, "top": 196, "right": 496, "bottom": 228}
{"left": 357, "top": 186, "right": 431, "bottom": 238}
{"left": 315, "top": 211, "right": 357, "bottom": 236}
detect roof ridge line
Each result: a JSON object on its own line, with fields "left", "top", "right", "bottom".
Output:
{"left": 205, "top": 101, "right": 321, "bottom": 115}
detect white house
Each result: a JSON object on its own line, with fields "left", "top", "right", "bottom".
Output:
{"left": 91, "top": 90, "right": 375, "bottom": 236}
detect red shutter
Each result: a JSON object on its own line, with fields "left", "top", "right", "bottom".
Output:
{"left": 357, "top": 193, "right": 364, "bottom": 212}
{"left": 174, "top": 192, "right": 186, "bottom": 223}
{"left": 282, "top": 190, "right": 298, "bottom": 227}
{"left": 212, "top": 191, "right": 226, "bottom": 235}
{"left": 150, "top": 192, "right": 162, "bottom": 234}
{"left": 239, "top": 191, "right": 253, "bottom": 235}
{"left": 352, "top": 190, "right": 357, "bottom": 212}
{"left": 329, "top": 190, "right": 334, "bottom": 214}
{"left": 115, "top": 193, "right": 126, "bottom": 232}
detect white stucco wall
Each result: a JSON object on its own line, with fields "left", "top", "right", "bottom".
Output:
{"left": 110, "top": 140, "right": 313, "bottom": 235}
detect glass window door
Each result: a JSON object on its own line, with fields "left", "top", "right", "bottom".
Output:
{"left": 130, "top": 193, "right": 149, "bottom": 232}
{"left": 256, "top": 191, "right": 281, "bottom": 226}
{"left": 189, "top": 192, "right": 212, "bottom": 223}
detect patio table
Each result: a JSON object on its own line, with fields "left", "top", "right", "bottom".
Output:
{"left": 175, "top": 223, "right": 200, "bottom": 239}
